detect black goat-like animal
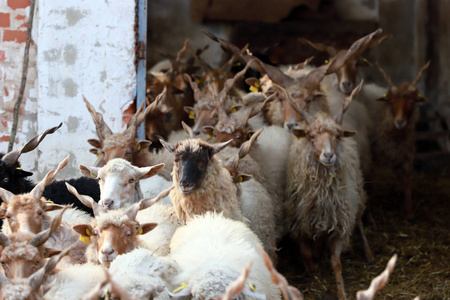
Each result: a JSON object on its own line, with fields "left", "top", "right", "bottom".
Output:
{"left": 0, "top": 124, "right": 99, "bottom": 215}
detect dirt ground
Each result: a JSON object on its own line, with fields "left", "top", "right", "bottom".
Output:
{"left": 278, "top": 166, "right": 450, "bottom": 300}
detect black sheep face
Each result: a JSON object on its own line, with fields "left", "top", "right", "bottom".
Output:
{"left": 0, "top": 154, "right": 34, "bottom": 195}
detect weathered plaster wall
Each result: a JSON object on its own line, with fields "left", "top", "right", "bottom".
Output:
{"left": 0, "top": 0, "right": 39, "bottom": 175}
{"left": 1, "top": 0, "right": 136, "bottom": 181}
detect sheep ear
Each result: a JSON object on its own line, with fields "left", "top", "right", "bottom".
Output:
{"left": 79, "top": 165, "right": 100, "bottom": 179}
{"left": 202, "top": 126, "right": 215, "bottom": 137}
{"left": 211, "top": 139, "right": 233, "bottom": 155}
{"left": 137, "top": 163, "right": 165, "bottom": 180}
{"left": 43, "top": 202, "right": 65, "bottom": 212}
{"left": 291, "top": 128, "right": 307, "bottom": 138}
{"left": 43, "top": 248, "right": 62, "bottom": 258}
{"left": 72, "top": 224, "right": 93, "bottom": 237}
{"left": 183, "top": 106, "right": 194, "bottom": 114}
{"left": 87, "top": 139, "right": 102, "bottom": 148}
{"left": 136, "top": 140, "right": 152, "bottom": 151}
{"left": 138, "top": 223, "right": 158, "bottom": 235}
{"left": 376, "top": 96, "right": 389, "bottom": 102}
{"left": 228, "top": 105, "right": 242, "bottom": 114}
{"left": 0, "top": 188, "right": 15, "bottom": 204}
{"left": 416, "top": 94, "right": 428, "bottom": 102}
{"left": 14, "top": 168, "right": 33, "bottom": 178}
{"left": 0, "top": 209, "right": 5, "bottom": 219}
{"left": 160, "top": 139, "right": 175, "bottom": 153}
{"left": 343, "top": 130, "right": 357, "bottom": 137}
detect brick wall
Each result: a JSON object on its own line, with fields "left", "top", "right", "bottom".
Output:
{"left": 0, "top": 0, "right": 38, "bottom": 173}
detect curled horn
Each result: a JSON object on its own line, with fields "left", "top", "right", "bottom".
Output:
{"left": 218, "top": 60, "right": 253, "bottom": 103}
{"left": 243, "top": 93, "right": 277, "bottom": 125}
{"left": 334, "top": 79, "right": 364, "bottom": 124}
{"left": 258, "top": 244, "right": 304, "bottom": 300}
{"left": 125, "top": 185, "right": 174, "bottom": 220}
{"left": 1, "top": 123, "right": 62, "bottom": 166}
{"left": 225, "top": 128, "right": 263, "bottom": 172}
{"left": 201, "top": 30, "right": 295, "bottom": 87}
{"left": 182, "top": 121, "right": 195, "bottom": 138}
{"left": 184, "top": 73, "right": 203, "bottom": 102}
{"left": 412, "top": 61, "right": 431, "bottom": 86}
{"left": 376, "top": 62, "right": 393, "bottom": 88}
{"left": 186, "top": 42, "right": 213, "bottom": 72}
{"left": 224, "top": 43, "right": 249, "bottom": 71}
{"left": 66, "top": 182, "right": 105, "bottom": 217}
{"left": 299, "top": 38, "right": 338, "bottom": 56}
{"left": 29, "top": 247, "right": 72, "bottom": 292}
{"left": 82, "top": 95, "right": 114, "bottom": 141}
{"left": 168, "top": 39, "right": 189, "bottom": 79}
{"left": 356, "top": 254, "right": 398, "bottom": 300}
{"left": 216, "top": 261, "right": 253, "bottom": 300}
{"left": 0, "top": 232, "right": 11, "bottom": 248}
{"left": 273, "top": 83, "right": 315, "bottom": 125}
{"left": 326, "top": 28, "right": 383, "bottom": 75}
{"left": 30, "top": 205, "right": 70, "bottom": 247}
{"left": 128, "top": 87, "right": 167, "bottom": 129}
{"left": 29, "top": 154, "right": 70, "bottom": 201}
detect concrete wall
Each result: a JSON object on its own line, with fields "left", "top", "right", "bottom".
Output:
{"left": 0, "top": 0, "right": 137, "bottom": 181}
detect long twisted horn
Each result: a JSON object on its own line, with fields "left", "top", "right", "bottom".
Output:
{"left": 334, "top": 80, "right": 364, "bottom": 124}
{"left": 273, "top": 83, "right": 315, "bottom": 125}
{"left": 83, "top": 95, "right": 114, "bottom": 141}
{"left": 1, "top": 123, "right": 62, "bottom": 166}
{"left": 125, "top": 185, "right": 174, "bottom": 220}
{"left": 30, "top": 205, "right": 70, "bottom": 247}
{"left": 225, "top": 128, "right": 263, "bottom": 172}
{"left": 376, "top": 62, "right": 393, "bottom": 88}
{"left": 66, "top": 182, "right": 105, "bottom": 217}
{"left": 412, "top": 61, "right": 430, "bottom": 86}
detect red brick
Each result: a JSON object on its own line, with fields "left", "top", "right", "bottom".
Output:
{"left": 15, "top": 15, "right": 26, "bottom": 21}
{"left": 4, "top": 86, "right": 8, "bottom": 96}
{"left": 0, "top": 135, "right": 11, "bottom": 142}
{"left": 7, "top": 0, "right": 30, "bottom": 10}
{"left": 20, "top": 21, "right": 28, "bottom": 28}
{"left": 0, "top": 50, "right": 5, "bottom": 62}
{"left": 3, "top": 30, "right": 27, "bottom": 43}
{"left": 1, "top": 120, "right": 7, "bottom": 128}
{"left": 0, "top": 13, "right": 10, "bottom": 27}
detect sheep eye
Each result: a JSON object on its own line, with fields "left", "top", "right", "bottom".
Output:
{"left": 336, "top": 135, "right": 341, "bottom": 140}
{"left": 129, "top": 179, "right": 135, "bottom": 184}
{"left": 37, "top": 211, "right": 43, "bottom": 216}
{"left": 126, "top": 230, "right": 132, "bottom": 238}
{"left": 93, "top": 230, "right": 98, "bottom": 236}
{"left": 1, "top": 261, "right": 5, "bottom": 266}
{"left": 310, "top": 134, "right": 315, "bottom": 140}
{"left": 126, "top": 150, "right": 131, "bottom": 155}
{"left": 236, "top": 135, "right": 241, "bottom": 140}
{"left": 35, "top": 261, "right": 40, "bottom": 266}
{"left": 3, "top": 178, "right": 8, "bottom": 183}
{"left": 101, "top": 151, "right": 105, "bottom": 155}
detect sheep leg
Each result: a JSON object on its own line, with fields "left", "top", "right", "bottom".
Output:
{"left": 300, "top": 236, "right": 318, "bottom": 273}
{"left": 329, "top": 238, "right": 347, "bottom": 300}
{"left": 357, "top": 216, "right": 374, "bottom": 263}
{"left": 402, "top": 167, "right": 414, "bottom": 220}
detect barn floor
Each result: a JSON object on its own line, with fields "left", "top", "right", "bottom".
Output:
{"left": 278, "top": 165, "right": 450, "bottom": 300}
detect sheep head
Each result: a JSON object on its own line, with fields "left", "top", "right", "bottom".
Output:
{"left": 300, "top": 29, "right": 391, "bottom": 94}
{"left": 0, "top": 123, "right": 62, "bottom": 194}
{"left": 376, "top": 61, "right": 430, "bottom": 129}
{"left": 71, "top": 186, "right": 172, "bottom": 267}
{"left": 0, "top": 155, "right": 69, "bottom": 234}
{"left": 161, "top": 138, "right": 232, "bottom": 195}
{"left": 83, "top": 90, "right": 165, "bottom": 166}
{"left": 0, "top": 207, "right": 68, "bottom": 279}
{"left": 289, "top": 82, "right": 363, "bottom": 166}
{"left": 78, "top": 158, "right": 165, "bottom": 210}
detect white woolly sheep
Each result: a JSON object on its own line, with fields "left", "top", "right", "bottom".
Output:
{"left": 284, "top": 82, "right": 374, "bottom": 300}
{"left": 168, "top": 212, "right": 281, "bottom": 300}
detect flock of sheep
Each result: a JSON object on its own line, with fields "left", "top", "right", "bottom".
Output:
{"left": 0, "top": 27, "right": 429, "bottom": 300}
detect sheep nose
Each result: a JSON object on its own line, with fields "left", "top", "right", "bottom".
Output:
{"left": 286, "top": 122, "right": 297, "bottom": 132}
{"left": 323, "top": 152, "right": 334, "bottom": 160}
{"left": 101, "top": 248, "right": 114, "bottom": 256}
{"left": 395, "top": 119, "right": 406, "bottom": 129}
{"left": 102, "top": 199, "right": 114, "bottom": 209}
{"left": 342, "top": 81, "right": 351, "bottom": 89}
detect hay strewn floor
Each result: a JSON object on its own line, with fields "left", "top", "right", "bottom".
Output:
{"left": 279, "top": 166, "right": 450, "bottom": 300}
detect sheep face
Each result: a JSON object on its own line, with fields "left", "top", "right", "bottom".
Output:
{"left": 0, "top": 158, "right": 33, "bottom": 195}
{"left": 377, "top": 83, "right": 426, "bottom": 130}
{"left": 162, "top": 139, "right": 231, "bottom": 195}
{"left": 79, "top": 159, "right": 164, "bottom": 210}
{"left": 292, "top": 114, "right": 356, "bottom": 166}
{"left": 73, "top": 214, "right": 157, "bottom": 267}
{"left": 186, "top": 105, "right": 220, "bottom": 136}
{"left": 275, "top": 85, "right": 327, "bottom": 132}
{"left": 204, "top": 119, "right": 251, "bottom": 148}
{"left": 335, "top": 56, "right": 364, "bottom": 95}
{"left": 0, "top": 195, "right": 61, "bottom": 234}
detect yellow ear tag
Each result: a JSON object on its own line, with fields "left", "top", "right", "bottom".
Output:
{"left": 235, "top": 62, "right": 241, "bottom": 67}
{"left": 419, "top": 93, "right": 423, "bottom": 97}
{"left": 45, "top": 200, "right": 54, "bottom": 204}
{"left": 237, "top": 176, "right": 243, "bottom": 183}
{"left": 86, "top": 228, "right": 93, "bottom": 236}
{"left": 248, "top": 283, "right": 256, "bottom": 292}
{"left": 172, "top": 282, "right": 187, "bottom": 294}
{"left": 207, "top": 134, "right": 212, "bottom": 139}
{"left": 90, "top": 172, "right": 97, "bottom": 179}
{"left": 362, "top": 57, "right": 370, "bottom": 63}
{"left": 137, "top": 144, "right": 142, "bottom": 151}
{"left": 138, "top": 227, "right": 143, "bottom": 235}
{"left": 189, "top": 111, "right": 195, "bottom": 120}
{"left": 383, "top": 93, "right": 387, "bottom": 97}
{"left": 79, "top": 235, "right": 90, "bottom": 244}
{"left": 248, "top": 133, "right": 253, "bottom": 139}
{"left": 249, "top": 85, "right": 259, "bottom": 93}
{"left": 194, "top": 78, "right": 202, "bottom": 84}
{"left": 230, "top": 107, "right": 237, "bottom": 113}
{"left": 324, "top": 60, "right": 329, "bottom": 64}
{"left": 16, "top": 167, "right": 23, "bottom": 170}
